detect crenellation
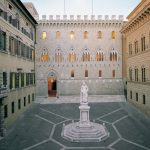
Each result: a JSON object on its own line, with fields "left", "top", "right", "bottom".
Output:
{"left": 39, "top": 15, "right": 124, "bottom": 21}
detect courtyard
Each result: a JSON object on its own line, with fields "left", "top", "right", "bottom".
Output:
{"left": 0, "top": 96, "right": 150, "bottom": 150}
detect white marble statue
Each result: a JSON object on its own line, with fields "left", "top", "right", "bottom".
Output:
{"left": 80, "top": 81, "right": 88, "bottom": 104}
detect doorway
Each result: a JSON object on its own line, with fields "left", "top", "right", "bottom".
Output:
{"left": 48, "top": 77, "right": 57, "bottom": 97}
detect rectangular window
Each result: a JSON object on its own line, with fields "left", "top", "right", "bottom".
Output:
{"left": 15, "top": 72, "right": 19, "bottom": 88}
{"left": 32, "top": 93, "right": 34, "bottom": 101}
{"left": 0, "top": 30, "right": 6, "bottom": 51}
{"left": 99, "top": 70, "right": 102, "bottom": 78}
{"left": 11, "top": 101, "right": 15, "bottom": 114}
{"left": 135, "top": 41, "right": 138, "bottom": 54}
{"left": 18, "top": 99, "right": 21, "bottom": 110}
{"left": 4, "top": 105, "right": 8, "bottom": 118}
{"left": 130, "top": 91, "right": 132, "bottom": 99}
{"left": 28, "top": 94, "right": 30, "bottom": 104}
{"left": 71, "top": 70, "right": 74, "bottom": 78}
{"left": 3, "top": 72, "right": 7, "bottom": 87}
{"left": 85, "top": 70, "right": 88, "bottom": 78}
{"left": 10, "top": 72, "right": 13, "bottom": 89}
{"left": 24, "top": 97, "right": 26, "bottom": 106}
{"left": 21, "top": 73, "right": 24, "bottom": 87}
{"left": 136, "top": 93, "right": 138, "bottom": 102}
{"left": 112, "top": 70, "right": 115, "bottom": 78}
{"left": 143, "top": 95, "right": 146, "bottom": 105}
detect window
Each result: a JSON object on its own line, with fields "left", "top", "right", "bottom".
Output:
{"left": 4, "top": 105, "right": 8, "bottom": 118}
{"left": 143, "top": 95, "right": 146, "bottom": 104}
{"left": 10, "top": 72, "right": 14, "bottom": 89}
{"left": 71, "top": 70, "right": 74, "bottom": 78}
{"left": 41, "top": 52, "right": 49, "bottom": 62}
{"left": 24, "top": 97, "right": 26, "bottom": 106}
{"left": 112, "top": 70, "right": 115, "bottom": 78}
{"left": 97, "top": 31, "right": 102, "bottom": 39}
{"left": 69, "top": 52, "right": 76, "bottom": 63}
{"left": 135, "top": 68, "right": 138, "bottom": 82}
{"left": 82, "top": 52, "right": 90, "bottom": 62}
{"left": 84, "top": 31, "right": 88, "bottom": 39}
{"left": 134, "top": 41, "right": 138, "bottom": 54}
{"left": 56, "top": 31, "right": 61, "bottom": 39}
{"left": 110, "top": 52, "right": 117, "bottom": 61}
{"left": 141, "top": 37, "right": 146, "bottom": 51}
{"left": 129, "top": 68, "right": 132, "bottom": 81}
{"left": 32, "top": 93, "right": 34, "bottom": 101}
{"left": 3, "top": 72, "right": 7, "bottom": 87}
{"left": 42, "top": 31, "right": 47, "bottom": 40}
{"left": 0, "top": 30, "right": 6, "bottom": 51}
{"left": 11, "top": 102, "right": 15, "bottom": 114}
{"left": 142, "top": 67, "right": 146, "bottom": 82}
{"left": 55, "top": 52, "right": 63, "bottom": 63}
{"left": 18, "top": 99, "right": 21, "bottom": 110}
{"left": 85, "top": 70, "right": 88, "bottom": 78}
{"left": 136, "top": 93, "right": 138, "bottom": 101}
{"left": 96, "top": 52, "right": 104, "bottom": 61}
{"left": 129, "top": 43, "right": 132, "bottom": 56}
{"left": 99, "top": 70, "right": 102, "bottom": 78}
{"left": 130, "top": 91, "right": 132, "bottom": 99}
{"left": 9, "top": 36, "right": 15, "bottom": 54}
{"left": 28, "top": 95, "right": 30, "bottom": 104}
{"left": 70, "top": 31, "right": 75, "bottom": 39}
{"left": 15, "top": 73, "right": 19, "bottom": 88}
{"left": 21, "top": 73, "right": 24, "bottom": 87}
{"left": 112, "top": 31, "right": 116, "bottom": 39}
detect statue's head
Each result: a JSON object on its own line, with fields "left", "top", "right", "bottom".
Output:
{"left": 82, "top": 81, "right": 85, "bottom": 85}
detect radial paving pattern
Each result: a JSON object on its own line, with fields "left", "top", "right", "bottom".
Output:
{"left": 0, "top": 102, "right": 150, "bottom": 150}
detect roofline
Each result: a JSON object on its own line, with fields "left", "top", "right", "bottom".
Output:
{"left": 12, "top": 0, "right": 38, "bottom": 26}
{"left": 127, "top": 0, "right": 144, "bottom": 20}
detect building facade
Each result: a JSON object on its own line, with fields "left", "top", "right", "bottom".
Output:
{"left": 121, "top": 0, "right": 150, "bottom": 115}
{"left": 0, "top": 0, "right": 37, "bottom": 137}
{"left": 36, "top": 15, "right": 125, "bottom": 97}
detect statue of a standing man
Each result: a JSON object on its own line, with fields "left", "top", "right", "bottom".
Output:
{"left": 80, "top": 81, "right": 88, "bottom": 104}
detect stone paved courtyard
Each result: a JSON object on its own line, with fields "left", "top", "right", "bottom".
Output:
{"left": 0, "top": 97, "right": 150, "bottom": 150}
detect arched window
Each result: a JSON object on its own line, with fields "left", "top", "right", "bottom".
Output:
{"left": 99, "top": 70, "right": 102, "bottom": 77}
{"left": 56, "top": 31, "right": 61, "bottom": 39}
{"left": 70, "top": 31, "right": 75, "bottom": 39}
{"left": 41, "top": 52, "right": 49, "bottom": 62}
{"left": 71, "top": 70, "right": 74, "bottom": 78}
{"left": 55, "top": 48, "right": 63, "bottom": 63}
{"left": 112, "top": 70, "right": 115, "bottom": 78}
{"left": 112, "top": 31, "right": 116, "bottom": 39}
{"left": 84, "top": 31, "right": 88, "bottom": 39}
{"left": 82, "top": 52, "right": 90, "bottom": 62}
{"left": 96, "top": 52, "right": 104, "bottom": 61}
{"left": 110, "top": 52, "right": 118, "bottom": 61}
{"left": 42, "top": 31, "right": 47, "bottom": 40}
{"left": 68, "top": 52, "right": 76, "bottom": 63}
{"left": 85, "top": 70, "right": 88, "bottom": 77}
{"left": 97, "top": 31, "right": 102, "bottom": 39}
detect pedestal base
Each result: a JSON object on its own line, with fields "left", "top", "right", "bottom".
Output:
{"left": 62, "top": 121, "right": 109, "bottom": 142}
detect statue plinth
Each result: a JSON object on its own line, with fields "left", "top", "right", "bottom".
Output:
{"left": 62, "top": 81, "right": 109, "bottom": 142}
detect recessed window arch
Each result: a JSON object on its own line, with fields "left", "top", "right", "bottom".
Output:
{"left": 42, "top": 31, "right": 47, "bottom": 40}
{"left": 84, "top": 31, "right": 88, "bottom": 39}
{"left": 82, "top": 52, "right": 90, "bottom": 62}
{"left": 96, "top": 51, "right": 104, "bottom": 61}
{"left": 56, "top": 31, "right": 61, "bottom": 39}
{"left": 40, "top": 49, "right": 49, "bottom": 62}
{"left": 129, "top": 68, "right": 133, "bottom": 81}
{"left": 110, "top": 51, "right": 118, "bottom": 61}
{"left": 70, "top": 31, "right": 75, "bottom": 39}
{"left": 111, "top": 31, "right": 116, "bottom": 39}
{"left": 68, "top": 52, "right": 76, "bottom": 63}
{"left": 55, "top": 48, "right": 63, "bottom": 63}
{"left": 97, "top": 31, "right": 102, "bottom": 39}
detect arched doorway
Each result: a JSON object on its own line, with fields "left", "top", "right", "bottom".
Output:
{"left": 47, "top": 71, "right": 57, "bottom": 97}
